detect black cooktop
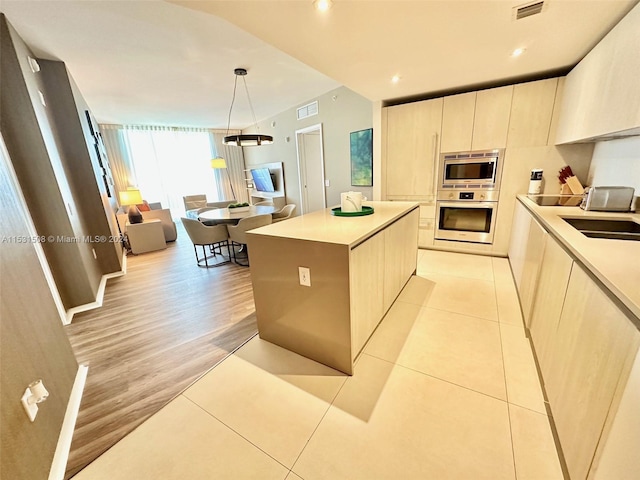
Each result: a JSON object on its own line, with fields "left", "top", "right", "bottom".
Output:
{"left": 527, "top": 195, "right": 583, "bottom": 206}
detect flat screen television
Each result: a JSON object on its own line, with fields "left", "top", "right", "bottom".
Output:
{"left": 251, "top": 168, "right": 276, "bottom": 192}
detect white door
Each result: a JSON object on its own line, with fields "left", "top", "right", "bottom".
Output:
{"left": 296, "top": 124, "right": 326, "bottom": 214}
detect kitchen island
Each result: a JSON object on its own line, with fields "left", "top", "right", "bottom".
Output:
{"left": 247, "top": 201, "right": 419, "bottom": 374}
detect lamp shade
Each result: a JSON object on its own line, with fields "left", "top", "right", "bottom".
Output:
{"left": 210, "top": 157, "right": 227, "bottom": 169}
{"left": 119, "top": 189, "right": 143, "bottom": 206}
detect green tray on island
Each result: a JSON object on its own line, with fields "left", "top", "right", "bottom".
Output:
{"left": 331, "top": 206, "right": 374, "bottom": 217}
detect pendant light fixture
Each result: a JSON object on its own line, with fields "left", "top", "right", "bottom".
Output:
{"left": 223, "top": 68, "right": 273, "bottom": 147}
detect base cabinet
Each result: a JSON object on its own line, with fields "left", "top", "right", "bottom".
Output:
{"left": 545, "top": 264, "right": 640, "bottom": 480}
{"left": 510, "top": 199, "right": 640, "bottom": 480}
{"left": 528, "top": 236, "right": 573, "bottom": 379}
{"left": 508, "top": 201, "right": 547, "bottom": 326}
{"left": 351, "top": 209, "right": 418, "bottom": 355}
{"left": 590, "top": 348, "right": 640, "bottom": 479}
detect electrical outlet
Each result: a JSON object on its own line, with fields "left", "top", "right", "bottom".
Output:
{"left": 325, "top": 179, "right": 330, "bottom": 187}
{"left": 298, "top": 266, "right": 311, "bottom": 287}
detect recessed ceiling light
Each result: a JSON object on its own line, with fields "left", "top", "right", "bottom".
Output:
{"left": 511, "top": 47, "right": 526, "bottom": 57}
{"left": 314, "top": 0, "right": 332, "bottom": 11}
{"left": 391, "top": 75, "right": 401, "bottom": 84}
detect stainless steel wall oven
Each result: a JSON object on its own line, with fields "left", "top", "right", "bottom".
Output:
{"left": 435, "top": 149, "right": 504, "bottom": 244}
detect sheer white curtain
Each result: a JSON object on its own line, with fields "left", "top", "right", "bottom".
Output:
{"left": 99, "top": 125, "right": 248, "bottom": 217}
{"left": 211, "top": 131, "right": 248, "bottom": 204}
{"left": 101, "top": 125, "right": 137, "bottom": 196}
{"left": 122, "top": 126, "right": 220, "bottom": 217}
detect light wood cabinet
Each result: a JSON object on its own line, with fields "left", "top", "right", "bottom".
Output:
{"left": 556, "top": 4, "right": 640, "bottom": 143}
{"left": 472, "top": 85, "right": 513, "bottom": 150}
{"left": 385, "top": 99, "right": 442, "bottom": 199}
{"left": 441, "top": 92, "right": 475, "bottom": 152}
{"left": 353, "top": 208, "right": 418, "bottom": 355}
{"left": 545, "top": 263, "right": 640, "bottom": 480}
{"left": 519, "top": 217, "right": 547, "bottom": 327}
{"left": 418, "top": 203, "right": 436, "bottom": 248}
{"left": 440, "top": 86, "right": 513, "bottom": 153}
{"left": 507, "top": 78, "right": 558, "bottom": 147}
{"left": 509, "top": 198, "right": 640, "bottom": 480}
{"left": 508, "top": 200, "right": 532, "bottom": 293}
{"left": 383, "top": 208, "right": 419, "bottom": 312}
{"left": 351, "top": 229, "right": 385, "bottom": 355}
{"left": 528, "top": 236, "right": 573, "bottom": 380}
{"left": 508, "top": 200, "right": 547, "bottom": 326}
{"left": 591, "top": 348, "right": 640, "bottom": 480}
{"left": 510, "top": 198, "right": 640, "bottom": 480}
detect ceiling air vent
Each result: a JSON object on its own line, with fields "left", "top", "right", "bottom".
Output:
{"left": 513, "top": 1, "right": 545, "bottom": 20}
{"left": 297, "top": 101, "right": 318, "bottom": 120}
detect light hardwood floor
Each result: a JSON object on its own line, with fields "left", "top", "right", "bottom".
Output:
{"left": 64, "top": 222, "right": 257, "bottom": 478}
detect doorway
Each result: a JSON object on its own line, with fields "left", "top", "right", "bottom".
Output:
{"left": 296, "top": 124, "right": 326, "bottom": 214}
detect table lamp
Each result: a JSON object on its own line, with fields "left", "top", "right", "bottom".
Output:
{"left": 119, "top": 189, "right": 144, "bottom": 224}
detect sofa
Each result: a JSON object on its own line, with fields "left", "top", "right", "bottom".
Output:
{"left": 117, "top": 203, "right": 177, "bottom": 242}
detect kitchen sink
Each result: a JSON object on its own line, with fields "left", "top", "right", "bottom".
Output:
{"left": 563, "top": 218, "right": 640, "bottom": 241}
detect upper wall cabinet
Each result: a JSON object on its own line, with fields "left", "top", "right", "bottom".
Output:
{"left": 473, "top": 86, "right": 513, "bottom": 150}
{"left": 385, "top": 98, "right": 443, "bottom": 199}
{"left": 555, "top": 4, "right": 640, "bottom": 144}
{"left": 507, "top": 78, "right": 558, "bottom": 148}
{"left": 440, "top": 86, "right": 513, "bottom": 153}
{"left": 441, "top": 92, "right": 475, "bottom": 152}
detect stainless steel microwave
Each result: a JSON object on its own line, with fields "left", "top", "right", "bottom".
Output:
{"left": 439, "top": 149, "right": 505, "bottom": 190}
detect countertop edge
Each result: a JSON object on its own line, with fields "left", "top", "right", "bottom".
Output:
{"left": 517, "top": 195, "right": 640, "bottom": 325}
{"left": 247, "top": 202, "right": 420, "bottom": 248}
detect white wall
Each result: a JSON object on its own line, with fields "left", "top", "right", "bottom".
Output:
{"left": 588, "top": 136, "right": 640, "bottom": 193}
{"left": 243, "top": 86, "right": 373, "bottom": 211}
{"left": 588, "top": 136, "right": 640, "bottom": 211}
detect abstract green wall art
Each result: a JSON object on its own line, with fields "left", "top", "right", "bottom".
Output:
{"left": 350, "top": 128, "right": 373, "bottom": 186}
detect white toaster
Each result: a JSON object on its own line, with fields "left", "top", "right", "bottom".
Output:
{"left": 580, "top": 186, "right": 635, "bottom": 212}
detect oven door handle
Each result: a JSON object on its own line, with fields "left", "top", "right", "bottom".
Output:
{"left": 437, "top": 201, "right": 498, "bottom": 209}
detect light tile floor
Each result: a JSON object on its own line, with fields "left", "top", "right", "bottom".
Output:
{"left": 74, "top": 250, "right": 563, "bottom": 480}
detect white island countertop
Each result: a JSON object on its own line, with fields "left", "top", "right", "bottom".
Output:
{"left": 518, "top": 195, "right": 640, "bottom": 322}
{"left": 247, "top": 201, "right": 419, "bottom": 248}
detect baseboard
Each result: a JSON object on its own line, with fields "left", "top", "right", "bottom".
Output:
{"left": 48, "top": 364, "right": 89, "bottom": 480}
{"left": 64, "top": 253, "right": 127, "bottom": 324}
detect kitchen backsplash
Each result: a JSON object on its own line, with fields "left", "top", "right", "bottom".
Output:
{"left": 588, "top": 136, "right": 640, "bottom": 193}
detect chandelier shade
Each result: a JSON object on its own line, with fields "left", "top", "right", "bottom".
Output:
{"left": 222, "top": 68, "right": 273, "bottom": 147}
{"left": 223, "top": 134, "right": 273, "bottom": 147}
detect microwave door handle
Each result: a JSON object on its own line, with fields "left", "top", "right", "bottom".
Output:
{"left": 431, "top": 132, "right": 439, "bottom": 197}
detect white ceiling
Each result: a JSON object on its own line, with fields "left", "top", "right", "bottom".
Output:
{"left": 1, "top": 0, "right": 637, "bottom": 129}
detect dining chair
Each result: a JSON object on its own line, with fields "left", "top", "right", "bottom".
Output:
{"left": 227, "top": 214, "right": 272, "bottom": 266}
{"left": 272, "top": 204, "right": 296, "bottom": 223}
{"left": 181, "top": 218, "right": 230, "bottom": 268}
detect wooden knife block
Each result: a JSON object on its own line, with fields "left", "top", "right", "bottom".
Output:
{"left": 559, "top": 179, "right": 584, "bottom": 206}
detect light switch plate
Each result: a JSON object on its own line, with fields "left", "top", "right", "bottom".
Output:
{"left": 21, "top": 389, "right": 38, "bottom": 422}
{"left": 298, "top": 266, "right": 311, "bottom": 287}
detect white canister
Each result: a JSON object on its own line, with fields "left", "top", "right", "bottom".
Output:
{"left": 341, "top": 191, "right": 363, "bottom": 212}
{"left": 528, "top": 169, "right": 543, "bottom": 195}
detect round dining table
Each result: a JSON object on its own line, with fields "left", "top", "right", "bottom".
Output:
{"left": 198, "top": 204, "right": 277, "bottom": 225}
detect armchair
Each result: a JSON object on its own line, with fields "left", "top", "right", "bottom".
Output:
{"left": 227, "top": 214, "right": 272, "bottom": 266}
{"left": 272, "top": 204, "right": 296, "bottom": 223}
{"left": 181, "top": 218, "right": 230, "bottom": 268}
{"left": 183, "top": 194, "right": 237, "bottom": 219}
